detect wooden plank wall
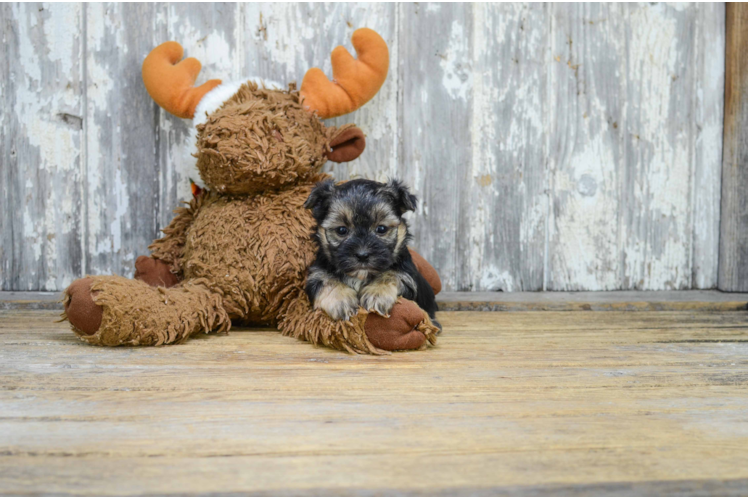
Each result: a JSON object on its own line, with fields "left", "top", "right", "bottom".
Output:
{"left": 719, "top": 3, "right": 748, "bottom": 291}
{"left": 0, "top": 3, "right": 726, "bottom": 292}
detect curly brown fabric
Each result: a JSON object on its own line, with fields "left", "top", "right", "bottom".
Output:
{"left": 67, "top": 275, "right": 229, "bottom": 347}
{"left": 196, "top": 83, "right": 330, "bottom": 195}
{"left": 149, "top": 191, "right": 207, "bottom": 275}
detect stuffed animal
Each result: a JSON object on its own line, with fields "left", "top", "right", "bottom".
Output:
{"left": 61, "top": 28, "right": 442, "bottom": 354}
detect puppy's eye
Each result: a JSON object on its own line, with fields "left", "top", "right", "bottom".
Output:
{"left": 375, "top": 225, "right": 389, "bottom": 234}
{"left": 335, "top": 226, "right": 349, "bottom": 236}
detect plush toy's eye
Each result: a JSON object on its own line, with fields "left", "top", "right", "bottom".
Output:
{"left": 336, "top": 226, "right": 349, "bottom": 236}
{"left": 375, "top": 225, "right": 389, "bottom": 235}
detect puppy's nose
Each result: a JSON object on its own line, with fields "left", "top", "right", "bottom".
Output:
{"left": 355, "top": 250, "right": 370, "bottom": 262}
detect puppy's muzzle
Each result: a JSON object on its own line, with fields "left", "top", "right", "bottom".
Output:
{"left": 355, "top": 249, "right": 370, "bottom": 263}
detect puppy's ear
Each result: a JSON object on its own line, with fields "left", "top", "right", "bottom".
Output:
{"left": 381, "top": 179, "right": 417, "bottom": 216}
{"left": 304, "top": 179, "right": 335, "bottom": 222}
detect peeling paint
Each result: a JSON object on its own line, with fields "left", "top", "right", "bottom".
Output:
{"left": 4, "top": 3, "right": 83, "bottom": 290}
{"left": 439, "top": 21, "right": 472, "bottom": 101}
{"left": 1, "top": 3, "right": 726, "bottom": 292}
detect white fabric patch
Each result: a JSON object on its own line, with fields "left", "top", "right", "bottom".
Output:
{"left": 176, "top": 78, "right": 285, "bottom": 192}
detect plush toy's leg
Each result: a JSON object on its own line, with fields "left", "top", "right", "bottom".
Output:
{"left": 61, "top": 275, "right": 229, "bottom": 346}
{"left": 276, "top": 288, "right": 438, "bottom": 354}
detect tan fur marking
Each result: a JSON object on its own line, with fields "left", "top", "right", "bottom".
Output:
{"left": 322, "top": 201, "right": 354, "bottom": 233}
{"left": 372, "top": 202, "right": 397, "bottom": 224}
{"left": 318, "top": 228, "right": 332, "bottom": 260}
{"left": 359, "top": 270, "right": 399, "bottom": 317}
{"left": 314, "top": 279, "right": 359, "bottom": 321}
{"left": 394, "top": 222, "right": 408, "bottom": 254}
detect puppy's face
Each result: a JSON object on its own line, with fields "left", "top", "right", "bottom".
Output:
{"left": 305, "top": 179, "right": 417, "bottom": 279}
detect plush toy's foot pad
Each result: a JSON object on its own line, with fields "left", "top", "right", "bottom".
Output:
{"left": 62, "top": 277, "right": 102, "bottom": 336}
{"left": 365, "top": 299, "right": 439, "bottom": 351}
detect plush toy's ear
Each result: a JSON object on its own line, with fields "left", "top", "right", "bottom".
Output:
{"left": 304, "top": 179, "right": 336, "bottom": 222}
{"left": 300, "top": 28, "right": 389, "bottom": 119}
{"left": 327, "top": 126, "right": 366, "bottom": 163}
{"left": 380, "top": 179, "right": 417, "bottom": 216}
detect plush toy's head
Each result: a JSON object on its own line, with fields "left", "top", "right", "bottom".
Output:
{"left": 142, "top": 29, "right": 388, "bottom": 195}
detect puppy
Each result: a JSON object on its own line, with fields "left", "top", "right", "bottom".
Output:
{"left": 303, "top": 179, "right": 440, "bottom": 329}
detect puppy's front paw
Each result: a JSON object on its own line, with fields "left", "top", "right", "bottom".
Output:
{"left": 315, "top": 283, "right": 360, "bottom": 321}
{"left": 360, "top": 283, "right": 398, "bottom": 317}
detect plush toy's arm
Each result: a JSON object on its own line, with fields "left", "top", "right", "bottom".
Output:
{"left": 134, "top": 256, "right": 180, "bottom": 288}
{"left": 148, "top": 192, "right": 206, "bottom": 276}
{"left": 408, "top": 248, "right": 442, "bottom": 295}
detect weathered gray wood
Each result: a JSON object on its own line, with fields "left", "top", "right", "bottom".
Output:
{"left": 621, "top": 3, "right": 693, "bottom": 290}
{"left": 548, "top": 3, "right": 724, "bottom": 291}
{"left": 0, "top": 3, "right": 729, "bottom": 292}
{"left": 84, "top": 3, "right": 166, "bottom": 277}
{"left": 399, "top": 3, "right": 473, "bottom": 292}
{"left": 719, "top": 3, "right": 748, "bottom": 291}
{"left": 465, "top": 3, "right": 548, "bottom": 291}
{"left": 0, "top": 3, "right": 84, "bottom": 291}
{"left": 692, "top": 4, "right": 725, "bottom": 289}
{"left": 548, "top": 3, "right": 626, "bottom": 291}
{"left": 622, "top": 3, "right": 720, "bottom": 291}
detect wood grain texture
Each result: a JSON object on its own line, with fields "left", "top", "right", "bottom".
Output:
{"left": 465, "top": 3, "right": 548, "bottom": 292}
{"left": 548, "top": 3, "right": 725, "bottom": 291}
{"left": 620, "top": 3, "right": 695, "bottom": 291}
{"left": 84, "top": 3, "right": 165, "bottom": 277}
{"left": 719, "top": 3, "right": 748, "bottom": 291}
{"left": 548, "top": 3, "right": 625, "bottom": 291}
{"left": 2, "top": 309, "right": 748, "bottom": 495}
{"left": 0, "top": 3, "right": 84, "bottom": 291}
{"left": 0, "top": 3, "right": 727, "bottom": 292}
{"left": 693, "top": 4, "right": 725, "bottom": 289}
{"left": 399, "top": 3, "right": 473, "bottom": 292}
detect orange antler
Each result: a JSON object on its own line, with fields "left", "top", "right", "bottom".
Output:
{"left": 142, "top": 41, "right": 222, "bottom": 119}
{"left": 300, "top": 28, "right": 389, "bottom": 119}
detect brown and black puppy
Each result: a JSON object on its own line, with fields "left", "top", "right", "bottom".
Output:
{"left": 304, "top": 179, "right": 440, "bottom": 328}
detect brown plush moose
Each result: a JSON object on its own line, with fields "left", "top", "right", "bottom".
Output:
{"left": 62, "top": 28, "right": 442, "bottom": 354}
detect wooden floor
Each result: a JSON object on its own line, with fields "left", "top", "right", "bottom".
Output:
{"left": 2, "top": 309, "right": 748, "bottom": 495}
